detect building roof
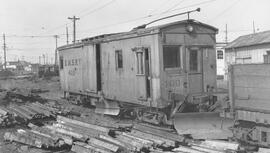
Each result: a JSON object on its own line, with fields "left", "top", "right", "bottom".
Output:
{"left": 226, "top": 30, "right": 270, "bottom": 49}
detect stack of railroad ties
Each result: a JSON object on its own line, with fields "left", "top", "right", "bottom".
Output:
{"left": 0, "top": 101, "right": 240, "bottom": 153}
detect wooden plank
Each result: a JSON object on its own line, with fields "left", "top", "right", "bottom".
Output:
{"left": 72, "top": 142, "right": 112, "bottom": 153}
{"left": 57, "top": 115, "right": 109, "bottom": 133}
{"left": 130, "top": 129, "right": 174, "bottom": 146}
{"left": 133, "top": 123, "right": 184, "bottom": 142}
{"left": 173, "top": 146, "right": 207, "bottom": 153}
{"left": 88, "top": 138, "right": 119, "bottom": 152}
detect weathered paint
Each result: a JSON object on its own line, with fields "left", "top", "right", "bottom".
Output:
{"left": 225, "top": 43, "right": 270, "bottom": 79}
{"left": 59, "top": 45, "right": 97, "bottom": 93}
{"left": 101, "top": 34, "right": 159, "bottom": 107}
{"left": 58, "top": 20, "right": 217, "bottom": 109}
{"left": 160, "top": 23, "right": 217, "bottom": 106}
{"left": 230, "top": 64, "right": 270, "bottom": 112}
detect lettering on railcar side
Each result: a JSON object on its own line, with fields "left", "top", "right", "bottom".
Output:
{"left": 165, "top": 80, "right": 181, "bottom": 88}
{"left": 64, "top": 58, "right": 81, "bottom": 67}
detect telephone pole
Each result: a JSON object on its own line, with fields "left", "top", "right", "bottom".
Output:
{"left": 43, "top": 54, "right": 45, "bottom": 65}
{"left": 39, "top": 56, "right": 41, "bottom": 64}
{"left": 3, "top": 34, "right": 7, "bottom": 70}
{"left": 66, "top": 26, "right": 69, "bottom": 44}
{"left": 253, "top": 21, "right": 255, "bottom": 34}
{"left": 68, "top": 16, "right": 80, "bottom": 43}
{"left": 225, "top": 24, "right": 228, "bottom": 44}
{"left": 54, "top": 35, "right": 59, "bottom": 65}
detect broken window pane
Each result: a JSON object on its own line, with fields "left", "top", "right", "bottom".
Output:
{"left": 163, "top": 46, "right": 180, "bottom": 69}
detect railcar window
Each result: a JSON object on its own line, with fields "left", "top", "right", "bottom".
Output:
{"left": 189, "top": 50, "right": 198, "bottom": 72}
{"left": 261, "top": 131, "right": 267, "bottom": 142}
{"left": 115, "top": 50, "right": 123, "bottom": 69}
{"left": 136, "top": 51, "right": 144, "bottom": 74}
{"left": 163, "top": 46, "right": 180, "bottom": 69}
{"left": 60, "top": 56, "right": 64, "bottom": 69}
{"left": 217, "top": 50, "right": 223, "bottom": 59}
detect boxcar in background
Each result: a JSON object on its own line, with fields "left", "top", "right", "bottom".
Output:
{"left": 229, "top": 64, "right": 270, "bottom": 147}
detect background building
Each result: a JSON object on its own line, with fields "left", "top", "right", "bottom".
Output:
{"left": 216, "top": 42, "right": 227, "bottom": 80}
{"left": 224, "top": 30, "right": 270, "bottom": 79}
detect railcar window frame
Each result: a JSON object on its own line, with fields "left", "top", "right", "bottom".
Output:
{"left": 188, "top": 48, "right": 202, "bottom": 73}
{"left": 115, "top": 50, "right": 123, "bottom": 70}
{"left": 135, "top": 50, "right": 145, "bottom": 75}
{"left": 217, "top": 50, "right": 223, "bottom": 59}
{"left": 59, "top": 56, "right": 64, "bottom": 69}
{"left": 163, "top": 45, "right": 181, "bottom": 70}
{"left": 261, "top": 131, "right": 267, "bottom": 142}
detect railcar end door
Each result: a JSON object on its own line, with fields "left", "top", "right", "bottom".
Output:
{"left": 187, "top": 47, "right": 203, "bottom": 94}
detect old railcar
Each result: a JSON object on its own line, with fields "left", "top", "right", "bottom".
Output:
{"left": 229, "top": 64, "right": 270, "bottom": 147}
{"left": 58, "top": 19, "right": 218, "bottom": 124}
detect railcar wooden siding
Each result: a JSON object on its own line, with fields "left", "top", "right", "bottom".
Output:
{"left": 230, "top": 64, "right": 270, "bottom": 112}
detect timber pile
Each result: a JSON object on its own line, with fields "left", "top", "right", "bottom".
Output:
{"left": 0, "top": 106, "right": 16, "bottom": 127}
{"left": 0, "top": 97, "right": 241, "bottom": 152}
{"left": 5, "top": 88, "right": 47, "bottom": 103}
{"left": 4, "top": 128, "right": 69, "bottom": 149}
{"left": 6, "top": 102, "right": 58, "bottom": 121}
{"left": 173, "top": 139, "right": 239, "bottom": 153}
{"left": 2, "top": 113, "right": 241, "bottom": 153}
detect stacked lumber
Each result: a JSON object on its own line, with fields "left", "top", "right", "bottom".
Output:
{"left": 4, "top": 128, "right": 66, "bottom": 148}
{"left": 257, "top": 148, "right": 270, "bottom": 153}
{"left": 173, "top": 140, "right": 239, "bottom": 153}
{"left": 0, "top": 106, "right": 16, "bottom": 127}
{"left": 132, "top": 123, "right": 184, "bottom": 146}
{"left": 5, "top": 88, "right": 46, "bottom": 103}
{"left": 6, "top": 102, "right": 60, "bottom": 121}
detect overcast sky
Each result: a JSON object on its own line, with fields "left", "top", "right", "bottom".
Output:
{"left": 1, "top": 0, "right": 270, "bottom": 63}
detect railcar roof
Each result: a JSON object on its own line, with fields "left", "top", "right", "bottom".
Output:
{"left": 58, "top": 19, "right": 218, "bottom": 50}
{"left": 81, "top": 19, "right": 218, "bottom": 41}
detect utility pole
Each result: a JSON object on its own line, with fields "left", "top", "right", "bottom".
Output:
{"left": 43, "top": 54, "right": 45, "bottom": 65}
{"left": 46, "top": 53, "right": 48, "bottom": 65}
{"left": 253, "top": 21, "right": 255, "bottom": 34}
{"left": 66, "top": 26, "right": 69, "bottom": 44}
{"left": 68, "top": 16, "right": 80, "bottom": 43}
{"left": 54, "top": 35, "right": 59, "bottom": 65}
{"left": 3, "top": 34, "right": 7, "bottom": 70}
{"left": 39, "top": 56, "right": 41, "bottom": 65}
{"left": 225, "top": 24, "right": 228, "bottom": 44}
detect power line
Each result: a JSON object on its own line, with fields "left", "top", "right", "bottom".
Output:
{"left": 208, "top": 0, "right": 240, "bottom": 23}
{"left": 77, "top": 15, "right": 151, "bottom": 33}
{"left": 41, "top": 0, "right": 116, "bottom": 36}
{"left": 80, "top": 0, "right": 117, "bottom": 19}
{"left": 76, "top": 0, "right": 105, "bottom": 16}
{"left": 162, "top": 0, "right": 186, "bottom": 14}
{"left": 4, "top": 35, "right": 58, "bottom": 38}
{"left": 166, "top": 0, "right": 218, "bottom": 13}
{"left": 148, "top": 0, "right": 174, "bottom": 15}
{"left": 43, "top": 0, "right": 104, "bottom": 36}
{"left": 77, "top": 0, "right": 216, "bottom": 34}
